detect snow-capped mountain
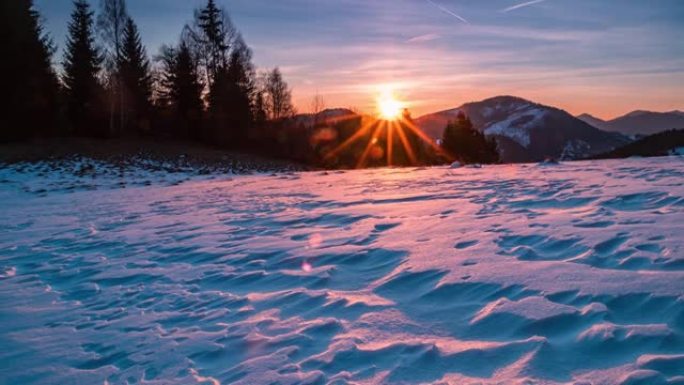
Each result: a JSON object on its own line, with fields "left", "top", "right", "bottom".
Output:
{"left": 577, "top": 110, "right": 684, "bottom": 136}
{"left": 416, "top": 96, "right": 630, "bottom": 162}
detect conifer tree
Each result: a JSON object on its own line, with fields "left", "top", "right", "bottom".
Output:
{"left": 0, "top": 0, "right": 60, "bottom": 141}
{"left": 158, "top": 40, "right": 204, "bottom": 140}
{"left": 193, "top": 0, "right": 234, "bottom": 84}
{"left": 63, "top": 0, "right": 104, "bottom": 136}
{"left": 118, "top": 17, "right": 152, "bottom": 134}
{"left": 226, "top": 37, "right": 255, "bottom": 139}
{"left": 442, "top": 112, "right": 500, "bottom": 164}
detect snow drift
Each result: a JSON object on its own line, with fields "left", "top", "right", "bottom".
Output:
{"left": 1, "top": 156, "right": 683, "bottom": 385}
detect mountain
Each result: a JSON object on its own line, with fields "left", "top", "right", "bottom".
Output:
{"left": 289, "top": 108, "right": 358, "bottom": 127}
{"left": 576, "top": 113, "right": 608, "bottom": 130}
{"left": 590, "top": 129, "right": 684, "bottom": 159}
{"left": 416, "top": 96, "right": 630, "bottom": 163}
{"left": 577, "top": 110, "right": 684, "bottom": 136}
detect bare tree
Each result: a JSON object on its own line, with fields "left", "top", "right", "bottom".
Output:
{"left": 97, "top": 0, "right": 128, "bottom": 134}
{"left": 263, "top": 67, "right": 294, "bottom": 120}
{"left": 311, "top": 92, "right": 326, "bottom": 125}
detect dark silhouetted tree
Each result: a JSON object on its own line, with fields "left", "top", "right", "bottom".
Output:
{"left": 0, "top": 0, "right": 60, "bottom": 141}
{"left": 208, "top": 36, "right": 255, "bottom": 146}
{"left": 63, "top": 0, "right": 104, "bottom": 136}
{"left": 97, "top": 0, "right": 128, "bottom": 135}
{"left": 264, "top": 67, "right": 294, "bottom": 120}
{"left": 191, "top": 0, "right": 235, "bottom": 85}
{"left": 253, "top": 90, "right": 268, "bottom": 129}
{"left": 442, "top": 112, "right": 499, "bottom": 164}
{"left": 118, "top": 17, "right": 152, "bottom": 134}
{"left": 157, "top": 40, "right": 204, "bottom": 140}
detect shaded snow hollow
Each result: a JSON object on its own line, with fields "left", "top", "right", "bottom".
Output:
{"left": 1, "top": 157, "right": 684, "bottom": 384}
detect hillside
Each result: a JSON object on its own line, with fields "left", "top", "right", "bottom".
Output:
{"left": 591, "top": 129, "right": 684, "bottom": 159}
{"left": 416, "top": 96, "right": 629, "bottom": 162}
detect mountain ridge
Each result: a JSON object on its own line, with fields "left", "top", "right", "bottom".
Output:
{"left": 415, "top": 95, "right": 629, "bottom": 162}
{"left": 577, "top": 110, "right": 684, "bottom": 136}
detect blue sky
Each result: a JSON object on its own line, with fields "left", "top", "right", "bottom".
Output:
{"left": 36, "top": 0, "right": 684, "bottom": 118}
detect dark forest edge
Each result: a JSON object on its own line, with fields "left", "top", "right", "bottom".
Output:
{"left": 1, "top": 0, "right": 502, "bottom": 170}
{"left": 588, "top": 129, "right": 684, "bottom": 160}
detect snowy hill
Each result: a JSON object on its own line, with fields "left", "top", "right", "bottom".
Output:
{"left": 578, "top": 110, "right": 684, "bottom": 136}
{"left": 416, "top": 96, "right": 629, "bottom": 162}
{"left": 1, "top": 157, "right": 683, "bottom": 384}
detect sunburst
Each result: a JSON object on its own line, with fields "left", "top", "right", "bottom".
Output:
{"left": 322, "top": 93, "right": 450, "bottom": 168}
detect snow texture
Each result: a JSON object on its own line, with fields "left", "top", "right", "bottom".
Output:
{"left": 1, "top": 156, "right": 684, "bottom": 385}
{"left": 482, "top": 104, "right": 546, "bottom": 148}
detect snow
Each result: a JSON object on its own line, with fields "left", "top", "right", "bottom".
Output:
{"left": 560, "top": 139, "right": 591, "bottom": 160}
{"left": 1, "top": 157, "right": 683, "bottom": 385}
{"left": 483, "top": 106, "right": 546, "bottom": 148}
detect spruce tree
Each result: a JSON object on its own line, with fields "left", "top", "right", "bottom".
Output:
{"left": 442, "top": 112, "right": 500, "bottom": 164}
{"left": 118, "top": 17, "right": 152, "bottom": 134}
{"left": 158, "top": 40, "right": 204, "bottom": 140}
{"left": 63, "top": 0, "right": 104, "bottom": 136}
{"left": 0, "top": 0, "right": 60, "bottom": 141}
{"left": 208, "top": 36, "right": 255, "bottom": 147}
{"left": 193, "top": 0, "right": 234, "bottom": 84}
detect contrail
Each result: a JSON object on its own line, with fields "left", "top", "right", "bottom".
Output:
{"left": 502, "top": 0, "right": 548, "bottom": 12}
{"left": 426, "top": 0, "right": 469, "bottom": 24}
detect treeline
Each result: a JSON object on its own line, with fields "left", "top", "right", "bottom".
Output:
{"left": 590, "top": 129, "right": 684, "bottom": 159}
{"left": 1, "top": 0, "right": 295, "bottom": 149}
{"left": 441, "top": 112, "right": 499, "bottom": 165}
{"left": 2, "top": 0, "right": 500, "bottom": 168}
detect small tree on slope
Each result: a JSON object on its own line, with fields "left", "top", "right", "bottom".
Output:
{"left": 442, "top": 112, "right": 500, "bottom": 164}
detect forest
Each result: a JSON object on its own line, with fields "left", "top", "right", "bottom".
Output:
{"left": 1, "top": 0, "right": 499, "bottom": 168}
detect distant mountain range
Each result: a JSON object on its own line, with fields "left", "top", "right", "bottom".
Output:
{"left": 577, "top": 110, "right": 684, "bottom": 136}
{"left": 293, "top": 98, "right": 681, "bottom": 164}
{"left": 415, "top": 96, "right": 630, "bottom": 163}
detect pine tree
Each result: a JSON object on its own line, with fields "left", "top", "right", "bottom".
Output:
{"left": 118, "top": 17, "right": 152, "bottom": 134}
{"left": 442, "top": 112, "right": 500, "bottom": 164}
{"left": 208, "top": 35, "right": 255, "bottom": 147}
{"left": 158, "top": 40, "right": 204, "bottom": 140}
{"left": 63, "top": 0, "right": 104, "bottom": 136}
{"left": 0, "top": 0, "right": 60, "bottom": 141}
{"left": 193, "top": 0, "right": 234, "bottom": 84}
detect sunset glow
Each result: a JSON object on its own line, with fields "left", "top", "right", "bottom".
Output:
{"left": 377, "top": 93, "right": 405, "bottom": 121}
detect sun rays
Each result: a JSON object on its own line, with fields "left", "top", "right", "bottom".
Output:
{"left": 322, "top": 94, "right": 451, "bottom": 168}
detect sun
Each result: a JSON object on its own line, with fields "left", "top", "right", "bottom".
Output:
{"left": 377, "top": 94, "right": 404, "bottom": 120}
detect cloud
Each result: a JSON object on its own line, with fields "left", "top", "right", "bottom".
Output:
{"left": 406, "top": 33, "right": 442, "bottom": 43}
{"left": 425, "top": 0, "right": 469, "bottom": 24}
{"left": 501, "top": 0, "right": 549, "bottom": 13}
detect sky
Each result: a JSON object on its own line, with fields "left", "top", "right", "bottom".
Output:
{"left": 35, "top": 0, "right": 684, "bottom": 119}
